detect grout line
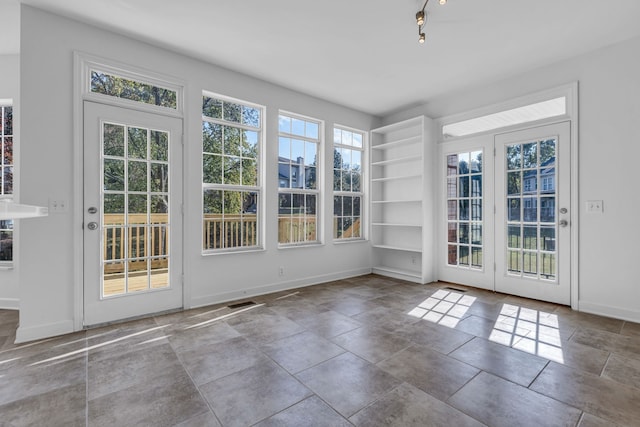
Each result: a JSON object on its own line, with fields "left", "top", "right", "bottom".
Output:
{"left": 526, "top": 359, "right": 550, "bottom": 388}
{"left": 599, "top": 352, "right": 613, "bottom": 377}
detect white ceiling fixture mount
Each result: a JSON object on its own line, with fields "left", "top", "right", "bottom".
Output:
{"left": 416, "top": 0, "right": 447, "bottom": 44}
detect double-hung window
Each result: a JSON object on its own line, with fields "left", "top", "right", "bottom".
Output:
{"left": 1, "top": 103, "right": 13, "bottom": 263}
{"left": 278, "top": 113, "right": 321, "bottom": 245}
{"left": 333, "top": 127, "right": 364, "bottom": 240}
{"left": 202, "top": 94, "right": 263, "bottom": 252}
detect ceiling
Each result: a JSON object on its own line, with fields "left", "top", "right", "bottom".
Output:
{"left": 3, "top": 0, "right": 640, "bottom": 117}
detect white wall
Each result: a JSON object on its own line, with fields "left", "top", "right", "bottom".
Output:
{"left": 0, "top": 54, "right": 20, "bottom": 310}
{"left": 384, "top": 36, "right": 640, "bottom": 322}
{"left": 18, "top": 6, "right": 377, "bottom": 342}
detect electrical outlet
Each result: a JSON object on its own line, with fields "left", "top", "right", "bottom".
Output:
{"left": 586, "top": 200, "right": 603, "bottom": 214}
{"left": 49, "top": 199, "right": 68, "bottom": 213}
{"left": 278, "top": 266, "right": 285, "bottom": 276}
{"left": 411, "top": 256, "right": 417, "bottom": 265}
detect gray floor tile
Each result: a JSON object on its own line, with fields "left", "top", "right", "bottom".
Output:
{"left": 350, "top": 382, "right": 484, "bottom": 427}
{"left": 602, "top": 353, "right": 640, "bottom": 388}
{"left": 88, "top": 368, "right": 208, "bottom": 427}
{"left": 226, "top": 307, "right": 305, "bottom": 345}
{"left": 177, "top": 335, "right": 267, "bottom": 385}
{"left": 377, "top": 344, "right": 479, "bottom": 401}
{"left": 396, "top": 321, "right": 474, "bottom": 354}
{"left": 200, "top": 360, "right": 312, "bottom": 427}
{"left": 254, "top": 395, "right": 352, "bottom": 427}
{"left": 352, "top": 305, "right": 420, "bottom": 332}
{"left": 571, "top": 327, "right": 640, "bottom": 361}
{"left": 0, "top": 355, "right": 86, "bottom": 406}
{"left": 261, "top": 330, "right": 345, "bottom": 373}
{"left": 578, "top": 413, "right": 624, "bottom": 427}
{"left": 449, "top": 371, "right": 581, "bottom": 427}
{"left": 0, "top": 382, "right": 86, "bottom": 427}
{"left": 450, "top": 337, "right": 549, "bottom": 386}
{"left": 296, "top": 352, "right": 402, "bottom": 418}
{"left": 295, "top": 310, "right": 363, "bottom": 338}
{"left": 530, "top": 361, "right": 640, "bottom": 426}
{"left": 88, "top": 342, "right": 182, "bottom": 400}
{"left": 332, "top": 325, "right": 411, "bottom": 363}
{"left": 173, "top": 410, "right": 222, "bottom": 427}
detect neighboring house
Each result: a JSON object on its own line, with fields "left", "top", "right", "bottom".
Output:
{"left": 522, "top": 156, "right": 555, "bottom": 223}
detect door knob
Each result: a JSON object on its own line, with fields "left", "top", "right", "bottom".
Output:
{"left": 559, "top": 219, "right": 568, "bottom": 227}
{"left": 87, "top": 222, "right": 99, "bottom": 230}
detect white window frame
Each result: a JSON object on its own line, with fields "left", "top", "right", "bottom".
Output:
{"left": 0, "top": 101, "right": 14, "bottom": 267}
{"left": 78, "top": 53, "right": 184, "bottom": 117}
{"left": 333, "top": 125, "right": 365, "bottom": 242}
{"left": 202, "top": 92, "right": 265, "bottom": 254}
{"left": 278, "top": 111, "right": 323, "bottom": 247}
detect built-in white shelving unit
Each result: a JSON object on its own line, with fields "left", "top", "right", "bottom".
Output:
{"left": 370, "top": 116, "right": 435, "bottom": 284}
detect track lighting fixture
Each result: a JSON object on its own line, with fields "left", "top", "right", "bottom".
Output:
{"left": 416, "top": 0, "right": 447, "bottom": 44}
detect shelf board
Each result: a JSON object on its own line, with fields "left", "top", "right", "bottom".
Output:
{"left": 371, "top": 174, "right": 422, "bottom": 182}
{"left": 371, "top": 155, "right": 422, "bottom": 166}
{"left": 371, "top": 199, "right": 422, "bottom": 204}
{"left": 372, "top": 223, "right": 422, "bottom": 228}
{"left": 371, "top": 135, "right": 421, "bottom": 151}
{"left": 372, "top": 244, "right": 422, "bottom": 253}
{"left": 372, "top": 266, "right": 422, "bottom": 281}
{"left": 371, "top": 116, "right": 423, "bottom": 134}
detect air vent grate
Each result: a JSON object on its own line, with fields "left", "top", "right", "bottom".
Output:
{"left": 228, "top": 301, "right": 257, "bottom": 309}
{"left": 443, "top": 286, "right": 467, "bottom": 293}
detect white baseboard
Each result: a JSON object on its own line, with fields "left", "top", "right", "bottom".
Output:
{"left": 0, "top": 298, "right": 19, "bottom": 310}
{"left": 15, "top": 319, "right": 75, "bottom": 344}
{"left": 578, "top": 300, "right": 640, "bottom": 324}
{"left": 191, "top": 268, "right": 372, "bottom": 309}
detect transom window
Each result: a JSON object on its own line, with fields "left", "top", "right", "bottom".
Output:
{"left": 202, "top": 94, "right": 262, "bottom": 252}
{"left": 333, "top": 127, "right": 364, "bottom": 240}
{"left": 1, "top": 104, "right": 13, "bottom": 263}
{"left": 278, "top": 113, "right": 321, "bottom": 245}
{"left": 447, "top": 150, "right": 483, "bottom": 269}
{"left": 90, "top": 69, "right": 178, "bottom": 110}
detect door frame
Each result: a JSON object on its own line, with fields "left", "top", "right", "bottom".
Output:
{"left": 436, "top": 83, "right": 579, "bottom": 309}
{"left": 72, "top": 52, "right": 187, "bottom": 331}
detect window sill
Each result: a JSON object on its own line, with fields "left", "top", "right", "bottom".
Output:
{"left": 278, "top": 242, "right": 324, "bottom": 250}
{"left": 202, "top": 247, "right": 265, "bottom": 256}
{"left": 0, "top": 264, "right": 14, "bottom": 271}
{"left": 333, "top": 238, "right": 367, "bottom": 245}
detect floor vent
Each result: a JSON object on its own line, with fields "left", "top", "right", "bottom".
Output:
{"left": 443, "top": 286, "right": 467, "bottom": 293}
{"left": 227, "top": 301, "right": 257, "bottom": 309}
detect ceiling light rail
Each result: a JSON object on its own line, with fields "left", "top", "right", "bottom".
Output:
{"left": 416, "top": 0, "right": 447, "bottom": 44}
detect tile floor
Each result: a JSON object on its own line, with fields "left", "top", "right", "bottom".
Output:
{"left": 1, "top": 275, "right": 639, "bottom": 426}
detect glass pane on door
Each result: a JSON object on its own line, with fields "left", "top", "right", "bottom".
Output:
{"left": 505, "top": 138, "right": 556, "bottom": 281}
{"left": 102, "top": 122, "right": 170, "bottom": 297}
{"left": 446, "top": 150, "right": 483, "bottom": 269}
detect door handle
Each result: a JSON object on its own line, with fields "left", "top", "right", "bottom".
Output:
{"left": 559, "top": 219, "right": 568, "bottom": 227}
{"left": 87, "top": 222, "right": 99, "bottom": 230}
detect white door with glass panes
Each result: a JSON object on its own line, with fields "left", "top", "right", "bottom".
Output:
{"left": 438, "top": 134, "right": 495, "bottom": 290}
{"left": 439, "top": 122, "right": 571, "bottom": 305}
{"left": 495, "top": 122, "right": 570, "bottom": 304}
{"left": 83, "top": 102, "right": 183, "bottom": 325}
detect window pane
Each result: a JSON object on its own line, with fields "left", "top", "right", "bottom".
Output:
{"left": 292, "top": 118, "right": 305, "bottom": 136}
{"left": 104, "top": 159, "right": 125, "bottom": 191}
{"left": 242, "top": 130, "right": 258, "bottom": 158}
{"left": 128, "top": 127, "right": 147, "bottom": 159}
{"left": 203, "top": 122, "right": 222, "bottom": 154}
{"left": 104, "top": 123, "right": 125, "bottom": 157}
{"left": 150, "top": 130, "right": 168, "bottom": 161}
{"left": 128, "top": 161, "right": 147, "bottom": 192}
{"left": 202, "top": 96, "right": 222, "bottom": 119}
{"left": 91, "top": 71, "right": 177, "bottom": 109}
{"left": 224, "top": 126, "right": 241, "bottom": 157}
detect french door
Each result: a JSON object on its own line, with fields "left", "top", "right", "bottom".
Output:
{"left": 438, "top": 121, "right": 571, "bottom": 305}
{"left": 83, "top": 102, "right": 183, "bottom": 325}
{"left": 495, "top": 122, "right": 570, "bottom": 304}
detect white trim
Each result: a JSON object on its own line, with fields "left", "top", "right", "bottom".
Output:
{"left": 190, "top": 268, "right": 371, "bottom": 308}
{"left": 0, "top": 298, "right": 19, "bottom": 310}
{"left": 579, "top": 300, "right": 640, "bottom": 324}
{"left": 15, "top": 319, "right": 75, "bottom": 344}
